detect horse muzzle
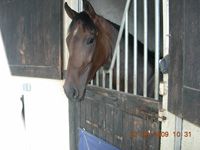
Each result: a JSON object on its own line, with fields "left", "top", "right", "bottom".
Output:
{"left": 63, "top": 84, "right": 85, "bottom": 102}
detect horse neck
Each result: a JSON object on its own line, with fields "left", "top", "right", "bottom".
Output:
{"left": 98, "top": 18, "right": 119, "bottom": 69}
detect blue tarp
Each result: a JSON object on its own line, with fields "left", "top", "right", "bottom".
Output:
{"left": 79, "top": 128, "right": 119, "bottom": 150}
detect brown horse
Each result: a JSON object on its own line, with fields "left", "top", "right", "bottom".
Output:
{"left": 63, "top": 0, "right": 155, "bottom": 102}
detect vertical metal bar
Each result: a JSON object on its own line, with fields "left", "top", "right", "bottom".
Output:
{"left": 102, "top": 70, "right": 106, "bottom": 88}
{"left": 125, "top": 9, "right": 129, "bottom": 93}
{"left": 116, "top": 45, "right": 120, "bottom": 91}
{"left": 90, "top": 79, "right": 93, "bottom": 85}
{"left": 109, "top": 0, "right": 132, "bottom": 71}
{"left": 96, "top": 70, "right": 99, "bottom": 86}
{"left": 174, "top": 116, "right": 183, "bottom": 150}
{"left": 109, "top": 70, "right": 113, "bottom": 89}
{"left": 143, "top": 0, "right": 148, "bottom": 97}
{"left": 154, "top": 0, "right": 160, "bottom": 100}
{"left": 79, "top": 0, "right": 83, "bottom": 12}
{"left": 133, "top": 0, "right": 138, "bottom": 95}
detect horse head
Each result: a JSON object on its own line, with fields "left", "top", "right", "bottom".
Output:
{"left": 63, "top": 0, "right": 115, "bottom": 101}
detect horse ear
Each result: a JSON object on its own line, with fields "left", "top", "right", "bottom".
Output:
{"left": 83, "top": 0, "right": 96, "bottom": 18}
{"left": 64, "top": 2, "right": 78, "bottom": 19}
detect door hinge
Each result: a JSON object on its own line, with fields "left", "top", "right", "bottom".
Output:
{"left": 159, "top": 81, "right": 168, "bottom": 96}
{"left": 141, "top": 109, "right": 167, "bottom": 122}
{"left": 158, "top": 109, "right": 167, "bottom": 122}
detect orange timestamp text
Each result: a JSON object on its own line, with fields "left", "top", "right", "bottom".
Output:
{"left": 130, "top": 131, "right": 191, "bottom": 138}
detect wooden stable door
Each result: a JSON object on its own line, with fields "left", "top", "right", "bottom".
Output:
{"left": 168, "top": 0, "right": 200, "bottom": 127}
{"left": 0, "top": 0, "right": 63, "bottom": 79}
{"left": 69, "top": 86, "right": 161, "bottom": 150}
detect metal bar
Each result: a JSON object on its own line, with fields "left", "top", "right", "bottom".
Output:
{"left": 102, "top": 70, "right": 106, "bottom": 88}
{"left": 163, "top": 0, "right": 169, "bottom": 57}
{"left": 96, "top": 70, "right": 99, "bottom": 86}
{"left": 109, "top": 70, "right": 113, "bottom": 89}
{"left": 154, "top": 0, "right": 160, "bottom": 100}
{"left": 109, "top": 0, "right": 132, "bottom": 71}
{"left": 143, "top": 0, "right": 148, "bottom": 97}
{"left": 116, "top": 45, "right": 120, "bottom": 91}
{"left": 133, "top": 0, "right": 138, "bottom": 95}
{"left": 79, "top": 0, "right": 83, "bottom": 12}
{"left": 125, "top": 9, "right": 129, "bottom": 93}
{"left": 174, "top": 116, "right": 183, "bottom": 150}
{"left": 90, "top": 79, "right": 93, "bottom": 85}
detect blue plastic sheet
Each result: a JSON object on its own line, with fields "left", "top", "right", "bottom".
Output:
{"left": 79, "top": 128, "right": 119, "bottom": 150}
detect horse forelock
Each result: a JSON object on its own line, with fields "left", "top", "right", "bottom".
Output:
{"left": 68, "top": 11, "right": 97, "bottom": 34}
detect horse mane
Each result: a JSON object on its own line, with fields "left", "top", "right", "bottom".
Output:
{"left": 68, "top": 11, "right": 97, "bottom": 33}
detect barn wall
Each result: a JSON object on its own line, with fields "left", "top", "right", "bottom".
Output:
{"left": 12, "top": 77, "right": 69, "bottom": 150}
{"left": 0, "top": 0, "right": 73, "bottom": 149}
{"left": 0, "top": 34, "right": 69, "bottom": 150}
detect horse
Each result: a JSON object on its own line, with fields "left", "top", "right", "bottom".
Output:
{"left": 63, "top": 0, "right": 155, "bottom": 102}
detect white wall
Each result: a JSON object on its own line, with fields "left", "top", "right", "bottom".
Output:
{"left": 0, "top": 31, "right": 70, "bottom": 150}
{"left": 15, "top": 77, "right": 69, "bottom": 150}
{"left": 0, "top": 0, "right": 74, "bottom": 148}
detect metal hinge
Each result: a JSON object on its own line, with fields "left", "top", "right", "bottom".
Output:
{"left": 159, "top": 81, "right": 168, "bottom": 96}
{"left": 141, "top": 109, "right": 167, "bottom": 122}
{"left": 158, "top": 109, "right": 167, "bottom": 122}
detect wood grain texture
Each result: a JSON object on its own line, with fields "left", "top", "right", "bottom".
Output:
{"left": 168, "top": 0, "right": 200, "bottom": 127}
{"left": 0, "top": 0, "right": 63, "bottom": 79}
{"left": 168, "top": 0, "right": 184, "bottom": 117}
{"left": 69, "top": 86, "right": 161, "bottom": 149}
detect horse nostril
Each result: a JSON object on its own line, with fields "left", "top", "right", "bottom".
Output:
{"left": 72, "top": 86, "right": 79, "bottom": 99}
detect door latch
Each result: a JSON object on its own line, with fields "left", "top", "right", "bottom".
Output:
{"left": 141, "top": 109, "right": 167, "bottom": 122}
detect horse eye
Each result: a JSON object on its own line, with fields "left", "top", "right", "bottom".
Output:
{"left": 87, "top": 38, "right": 94, "bottom": 45}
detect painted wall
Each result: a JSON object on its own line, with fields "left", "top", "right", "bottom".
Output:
{"left": 0, "top": 0, "right": 74, "bottom": 149}
{"left": 0, "top": 35, "right": 70, "bottom": 150}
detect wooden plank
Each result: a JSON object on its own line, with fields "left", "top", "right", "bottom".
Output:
{"left": 144, "top": 119, "right": 160, "bottom": 150}
{"left": 184, "top": 0, "right": 200, "bottom": 90}
{"left": 105, "top": 105, "right": 114, "bottom": 145}
{"left": 81, "top": 100, "right": 86, "bottom": 129}
{"left": 68, "top": 101, "right": 75, "bottom": 150}
{"left": 91, "top": 101, "right": 99, "bottom": 136}
{"left": 182, "top": 0, "right": 200, "bottom": 126}
{"left": 98, "top": 103, "right": 106, "bottom": 140}
{"left": 113, "top": 108, "right": 123, "bottom": 149}
{"left": 168, "top": 0, "right": 184, "bottom": 117}
{"left": 74, "top": 102, "right": 81, "bottom": 150}
{"left": 132, "top": 116, "right": 144, "bottom": 150}
{"left": 183, "top": 87, "right": 200, "bottom": 126}
{"left": 86, "top": 86, "right": 160, "bottom": 118}
{"left": 85, "top": 98, "right": 92, "bottom": 133}
{"left": 122, "top": 112, "right": 133, "bottom": 150}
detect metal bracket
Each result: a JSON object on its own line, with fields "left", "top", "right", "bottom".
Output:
{"left": 158, "top": 109, "right": 167, "bottom": 122}
{"left": 159, "top": 54, "right": 169, "bottom": 74}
